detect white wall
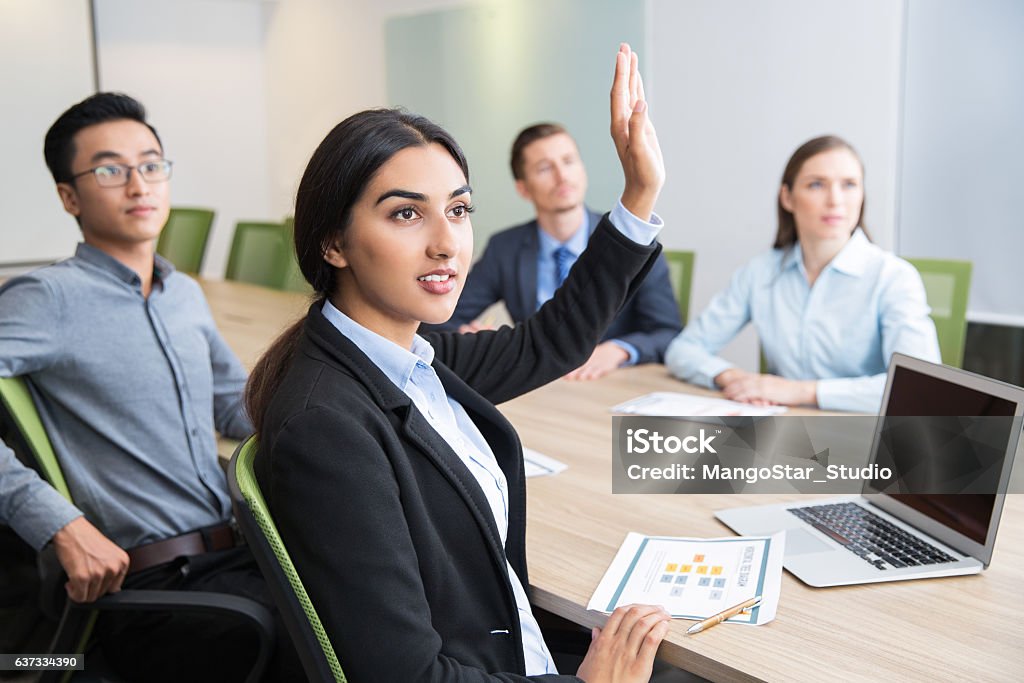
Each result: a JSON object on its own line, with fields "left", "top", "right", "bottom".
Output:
{"left": 649, "top": 0, "right": 905, "bottom": 369}
{"left": 261, "top": 0, "right": 487, "bottom": 221}
{"left": 262, "top": 0, "right": 387, "bottom": 221}
{"left": 0, "top": 0, "right": 95, "bottom": 266}
{"left": 94, "top": 0, "right": 272, "bottom": 279}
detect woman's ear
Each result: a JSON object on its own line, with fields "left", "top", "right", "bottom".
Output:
{"left": 323, "top": 234, "right": 348, "bottom": 269}
{"left": 779, "top": 184, "right": 794, "bottom": 213}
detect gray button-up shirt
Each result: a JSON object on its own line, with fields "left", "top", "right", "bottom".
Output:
{"left": 0, "top": 244, "right": 251, "bottom": 550}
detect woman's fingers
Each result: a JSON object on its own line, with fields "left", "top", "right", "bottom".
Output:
{"left": 611, "top": 44, "right": 631, "bottom": 148}
{"left": 610, "top": 604, "right": 666, "bottom": 639}
{"left": 624, "top": 607, "right": 671, "bottom": 655}
{"left": 638, "top": 619, "right": 671, "bottom": 662}
{"left": 629, "top": 49, "right": 640, "bottom": 108}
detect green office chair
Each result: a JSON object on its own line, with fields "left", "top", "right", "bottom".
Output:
{"left": 0, "top": 377, "right": 274, "bottom": 683}
{"left": 225, "top": 221, "right": 291, "bottom": 289}
{"left": 663, "top": 250, "right": 695, "bottom": 325}
{"left": 228, "top": 436, "right": 346, "bottom": 682}
{"left": 156, "top": 207, "right": 215, "bottom": 273}
{"left": 906, "top": 258, "right": 973, "bottom": 368}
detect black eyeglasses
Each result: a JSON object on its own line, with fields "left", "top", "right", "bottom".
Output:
{"left": 69, "top": 159, "right": 174, "bottom": 187}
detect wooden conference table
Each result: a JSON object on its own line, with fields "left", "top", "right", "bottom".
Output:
{"left": 200, "top": 278, "right": 1024, "bottom": 683}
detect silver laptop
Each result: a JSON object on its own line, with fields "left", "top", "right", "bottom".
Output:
{"left": 715, "top": 353, "right": 1024, "bottom": 587}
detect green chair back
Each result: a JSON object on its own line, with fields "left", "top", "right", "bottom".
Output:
{"left": 906, "top": 258, "right": 973, "bottom": 368}
{"left": 225, "top": 222, "right": 291, "bottom": 288}
{"left": 156, "top": 207, "right": 215, "bottom": 273}
{"left": 663, "top": 250, "right": 695, "bottom": 325}
{"left": 0, "top": 377, "right": 92, "bottom": 683}
{"left": 228, "top": 437, "right": 346, "bottom": 682}
{"left": 0, "top": 377, "right": 71, "bottom": 501}
{"left": 1, "top": 381, "right": 273, "bottom": 683}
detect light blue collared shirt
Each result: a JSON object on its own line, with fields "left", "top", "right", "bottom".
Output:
{"left": 665, "top": 229, "right": 941, "bottom": 413}
{"left": 534, "top": 202, "right": 662, "bottom": 365}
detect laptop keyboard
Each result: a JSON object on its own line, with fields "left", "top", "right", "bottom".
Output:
{"left": 788, "top": 502, "right": 957, "bottom": 571}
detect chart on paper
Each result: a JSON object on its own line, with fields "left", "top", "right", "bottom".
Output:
{"left": 588, "top": 532, "right": 784, "bottom": 624}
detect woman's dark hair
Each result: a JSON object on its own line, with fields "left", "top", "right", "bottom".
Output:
{"left": 773, "top": 135, "right": 869, "bottom": 249}
{"left": 246, "top": 109, "right": 469, "bottom": 434}
{"left": 44, "top": 92, "right": 161, "bottom": 184}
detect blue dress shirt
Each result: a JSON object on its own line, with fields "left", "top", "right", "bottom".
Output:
{"left": 535, "top": 201, "right": 662, "bottom": 365}
{"left": 665, "top": 229, "right": 941, "bottom": 413}
{"left": 0, "top": 244, "right": 251, "bottom": 549}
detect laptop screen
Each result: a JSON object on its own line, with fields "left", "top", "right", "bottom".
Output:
{"left": 876, "top": 364, "right": 1018, "bottom": 545}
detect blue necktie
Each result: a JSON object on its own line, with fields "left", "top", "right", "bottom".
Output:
{"left": 554, "top": 246, "right": 573, "bottom": 287}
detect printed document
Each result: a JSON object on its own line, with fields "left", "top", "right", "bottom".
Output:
{"left": 524, "top": 447, "right": 568, "bottom": 478}
{"left": 612, "top": 392, "right": 787, "bottom": 417}
{"left": 589, "top": 532, "right": 785, "bottom": 625}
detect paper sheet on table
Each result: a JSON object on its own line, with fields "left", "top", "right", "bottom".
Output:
{"left": 611, "top": 391, "right": 788, "bottom": 417}
{"left": 588, "top": 532, "right": 785, "bottom": 625}
{"left": 523, "top": 447, "right": 567, "bottom": 478}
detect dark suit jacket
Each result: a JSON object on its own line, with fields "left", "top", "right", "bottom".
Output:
{"left": 421, "top": 209, "right": 682, "bottom": 363}
{"left": 255, "top": 218, "right": 661, "bottom": 682}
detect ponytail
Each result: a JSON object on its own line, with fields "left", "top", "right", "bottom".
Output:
{"left": 245, "top": 311, "right": 314, "bottom": 436}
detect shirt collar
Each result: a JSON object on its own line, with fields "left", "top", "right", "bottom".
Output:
{"left": 320, "top": 299, "right": 434, "bottom": 392}
{"left": 826, "top": 228, "right": 871, "bottom": 276}
{"left": 74, "top": 243, "right": 176, "bottom": 287}
{"left": 536, "top": 210, "right": 590, "bottom": 258}
{"left": 781, "top": 227, "right": 871, "bottom": 278}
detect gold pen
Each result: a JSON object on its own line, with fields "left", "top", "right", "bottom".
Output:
{"left": 686, "top": 595, "right": 761, "bottom": 635}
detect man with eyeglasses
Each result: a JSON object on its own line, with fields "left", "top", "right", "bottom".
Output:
{"left": 0, "top": 93, "right": 299, "bottom": 681}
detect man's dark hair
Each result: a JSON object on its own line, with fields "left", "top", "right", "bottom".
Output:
{"left": 44, "top": 92, "right": 162, "bottom": 183}
{"left": 509, "top": 122, "right": 568, "bottom": 180}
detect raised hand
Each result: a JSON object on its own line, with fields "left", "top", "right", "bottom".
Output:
{"left": 610, "top": 43, "right": 665, "bottom": 221}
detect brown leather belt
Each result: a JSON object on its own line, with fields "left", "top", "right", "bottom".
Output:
{"left": 127, "top": 523, "right": 240, "bottom": 575}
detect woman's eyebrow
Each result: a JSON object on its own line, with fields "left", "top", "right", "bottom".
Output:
{"left": 376, "top": 185, "right": 472, "bottom": 204}
{"left": 376, "top": 189, "right": 426, "bottom": 204}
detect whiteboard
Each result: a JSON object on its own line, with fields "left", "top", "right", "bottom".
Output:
{"left": 0, "top": 0, "right": 96, "bottom": 265}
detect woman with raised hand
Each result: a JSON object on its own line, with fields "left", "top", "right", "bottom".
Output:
{"left": 666, "top": 136, "right": 940, "bottom": 413}
{"left": 246, "top": 44, "right": 672, "bottom": 681}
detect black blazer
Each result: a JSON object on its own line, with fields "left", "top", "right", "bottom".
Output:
{"left": 421, "top": 209, "right": 682, "bottom": 363}
{"left": 256, "top": 218, "right": 660, "bottom": 682}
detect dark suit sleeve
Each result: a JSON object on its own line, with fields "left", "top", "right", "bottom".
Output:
{"left": 605, "top": 252, "right": 683, "bottom": 364}
{"left": 420, "top": 236, "right": 507, "bottom": 334}
{"left": 266, "top": 407, "right": 580, "bottom": 682}
{"left": 425, "top": 215, "right": 661, "bottom": 405}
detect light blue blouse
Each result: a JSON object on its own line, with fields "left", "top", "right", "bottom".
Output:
{"left": 665, "top": 229, "right": 941, "bottom": 413}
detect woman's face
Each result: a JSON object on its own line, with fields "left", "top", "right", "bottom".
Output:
{"left": 780, "top": 147, "right": 864, "bottom": 246}
{"left": 326, "top": 143, "right": 473, "bottom": 346}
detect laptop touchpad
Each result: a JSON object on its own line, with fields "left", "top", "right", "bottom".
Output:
{"left": 784, "top": 528, "right": 835, "bottom": 556}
